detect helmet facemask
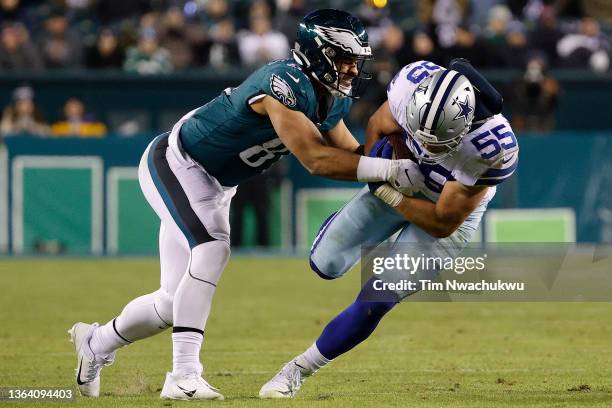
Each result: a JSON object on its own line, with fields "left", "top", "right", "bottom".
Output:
{"left": 412, "top": 126, "right": 469, "bottom": 165}
{"left": 321, "top": 47, "right": 373, "bottom": 98}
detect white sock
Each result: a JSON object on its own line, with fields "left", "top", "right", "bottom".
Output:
{"left": 89, "top": 290, "right": 172, "bottom": 356}
{"left": 172, "top": 331, "right": 204, "bottom": 376}
{"left": 295, "top": 342, "right": 332, "bottom": 374}
{"left": 89, "top": 319, "right": 130, "bottom": 356}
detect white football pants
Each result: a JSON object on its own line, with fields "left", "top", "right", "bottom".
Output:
{"left": 111, "top": 110, "right": 235, "bottom": 344}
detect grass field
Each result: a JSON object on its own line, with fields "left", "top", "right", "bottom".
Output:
{"left": 0, "top": 257, "right": 611, "bottom": 407}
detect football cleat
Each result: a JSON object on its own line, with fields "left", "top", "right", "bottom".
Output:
{"left": 68, "top": 322, "right": 115, "bottom": 397}
{"left": 259, "top": 360, "right": 312, "bottom": 399}
{"left": 160, "top": 372, "right": 224, "bottom": 401}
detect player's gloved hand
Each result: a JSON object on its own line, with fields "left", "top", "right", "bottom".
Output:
{"left": 386, "top": 159, "right": 425, "bottom": 195}
{"left": 366, "top": 137, "right": 425, "bottom": 207}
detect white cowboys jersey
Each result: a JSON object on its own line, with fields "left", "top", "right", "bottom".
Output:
{"left": 387, "top": 60, "right": 519, "bottom": 202}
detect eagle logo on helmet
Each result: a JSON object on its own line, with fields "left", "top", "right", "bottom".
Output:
{"left": 270, "top": 74, "right": 297, "bottom": 108}
{"left": 313, "top": 25, "right": 372, "bottom": 56}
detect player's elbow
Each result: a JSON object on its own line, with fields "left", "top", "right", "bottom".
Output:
{"left": 302, "top": 154, "right": 329, "bottom": 176}
{"left": 308, "top": 160, "right": 327, "bottom": 176}
{"left": 429, "top": 213, "right": 463, "bottom": 238}
{"left": 429, "top": 226, "right": 456, "bottom": 239}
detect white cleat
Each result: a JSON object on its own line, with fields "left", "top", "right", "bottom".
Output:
{"left": 160, "top": 372, "right": 224, "bottom": 401}
{"left": 259, "top": 360, "right": 312, "bottom": 399}
{"left": 68, "top": 322, "right": 115, "bottom": 397}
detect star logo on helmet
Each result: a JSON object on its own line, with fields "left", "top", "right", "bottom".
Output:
{"left": 453, "top": 96, "right": 473, "bottom": 124}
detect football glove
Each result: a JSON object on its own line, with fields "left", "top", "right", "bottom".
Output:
{"left": 367, "top": 137, "right": 425, "bottom": 207}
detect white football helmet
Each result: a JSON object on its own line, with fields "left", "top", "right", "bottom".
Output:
{"left": 406, "top": 69, "right": 475, "bottom": 164}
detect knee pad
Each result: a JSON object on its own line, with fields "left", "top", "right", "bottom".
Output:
{"left": 310, "top": 257, "right": 337, "bottom": 280}
{"left": 309, "top": 251, "right": 352, "bottom": 280}
{"left": 153, "top": 288, "right": 174, "bottom": 326}
{"left": 189, "top": 240, "right": 230, "bottom": 285}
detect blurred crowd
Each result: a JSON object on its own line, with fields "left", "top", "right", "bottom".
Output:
{"left": 1, "top": 0, "right": 609, "bottom": 73}
{"left": 1, "top": 0, "right": 611, "bottom": 137}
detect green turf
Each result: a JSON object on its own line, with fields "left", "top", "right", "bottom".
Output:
{"left": 0, "top": 258, "right": 611, "bottom": 407}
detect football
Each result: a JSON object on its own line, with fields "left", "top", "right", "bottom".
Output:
{"left": 387, "top": 133, "right": 415, "bottom": 161}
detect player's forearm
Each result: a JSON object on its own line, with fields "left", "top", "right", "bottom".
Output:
{"left": 302, "top": 146, "right": 395, "bottom": 182}
{"left": 302, "top": 147, "right": 360, "bottom": 180}
{"left": 393, "top": 196, "right": 460, "bottom": 238}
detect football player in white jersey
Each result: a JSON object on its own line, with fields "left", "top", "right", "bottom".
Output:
{"left": 259, "top": 59, "right": 519, "bottom": 398}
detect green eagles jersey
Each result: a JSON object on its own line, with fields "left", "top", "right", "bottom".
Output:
{"left": 179, "top": 58, "right": 352, "bottom": 186}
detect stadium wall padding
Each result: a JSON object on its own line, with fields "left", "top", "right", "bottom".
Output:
{"left": 1, "top": 70, "right": 612, "bottom": 130}
{"left": 1, "top": 133, "right": 610, "bottom": 254}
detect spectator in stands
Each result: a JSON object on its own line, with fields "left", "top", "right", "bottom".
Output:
{"left": 419, "top": 0, "right": 470, "bottom": 48}
{"left": 85, "top": 28, "right": 124, "bottom": 69}
{"left": 274, "top": 0, "right": 306, "bottom": 46}
{"left": 482, "top": 5, "right": 529, "bottom": 68}
{"left": 0, "top": 85, "right": 48, "bottom": 137}
{"left": 472, "top": 0, "right": 505, "bottom": 25}
{"left": 505, "top": 24, "right": 529, "bottom": 69}
{"left": 400, "top": 29, "right": 443, "bottom": 67}
{"left": 484, "top": 4, "right": 513, "bottom": 47}
{"left": 440, "top": 24, "right": 492, "bottom": 67}
{"left": 357, "top": 0, "right": 393, "bottom": 45}
{"left": 557, "top": 17, "right": 610, "bottom": 72}
{"left": 123, "top": 28, "right": 173, "bottom": 74}
{"left": 203, "top": 0, "right": 231, "bottom": 28}
{"left": 39, "top": 12, "right": 84, "bottom": 69}
{"left": 207, "top": 18, "right": 240, "bottom": 68}
{"left": 511, "top": 53, "right": 559, "bottom": 133}
{"left": 50, "top": 97, "right": 107, "bottom": 138}
{"left": 0, "top": 23, "right": 43, "bottom": 71}
{"left": 237, "top": 14, "right": 289, "bottom": 67}
{"left": 1, "top": 0, "right": 34, "bottom": 27}
{"left": 159, "top": 7, "right": 195, "bottom": 70}
{"left": 1, "top": 0, "right": 21, "bottom": 20}
{"left": 528, "top": 8, "right": 563, "bottom": 67}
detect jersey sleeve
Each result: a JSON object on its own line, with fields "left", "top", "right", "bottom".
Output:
{"left": 452, "top": 115, "right": 519, "bottom": 186}
{"left": 386, "top": 60, "right": 443, "bottom": 127}
{"left": 319, "top": 98, "right": 352, "bottom": 132}
{"left": 261, "top": 66, "right": 314, "bottom": 114}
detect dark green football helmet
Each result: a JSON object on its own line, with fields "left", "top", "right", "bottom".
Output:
{"left": 293, "top": 9, "right": 372, "bottom": 98}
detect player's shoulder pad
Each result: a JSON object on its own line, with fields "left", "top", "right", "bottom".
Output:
{"left": 262, "top": 60, "right": 314, "bottom": 112}
{"left": 387, "top": 60, "right": 442, "bottom": 92}
{"left": 386, "top": 60, "right": 443, "bottom": 124}
{"left": 466, "top": 114, "right": 520, "bottom": 186}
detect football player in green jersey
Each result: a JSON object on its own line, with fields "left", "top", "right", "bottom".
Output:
{"left": 69, "top": 9, "right": 418, "bottom": 400}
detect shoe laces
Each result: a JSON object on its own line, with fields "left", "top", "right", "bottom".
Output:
{"left": 84, "top": 352, "right": 115, "bottom": 382}
{"left": 198, "top": 376, "right": 220, "bottom": 392}
{"left": 282, "top": 362, "right": 305, "bottom": 396}
{"left": 179, "top": 371, "right": 220, "bottom": 392}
